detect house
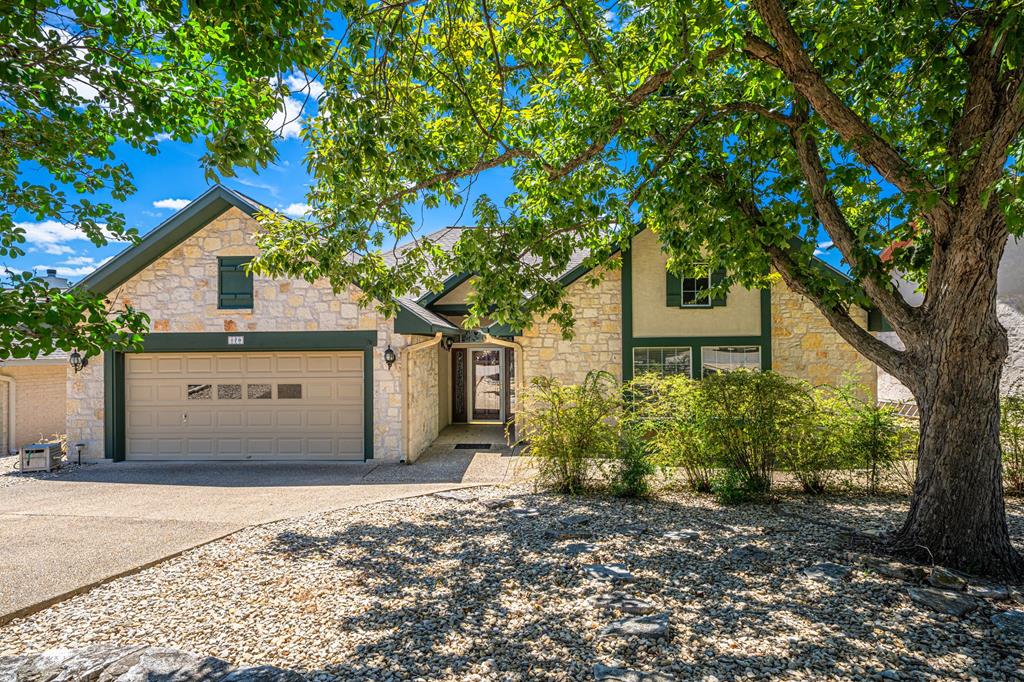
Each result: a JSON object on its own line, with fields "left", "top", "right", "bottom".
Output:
{"left": 1, "top": 270, "right": 72, "bottom": 455}
{"left": 877, "top": 238, "right": 1024, "bottom": 404}
{"left": 64, "top": 185, "right": 878, "bottom": 464}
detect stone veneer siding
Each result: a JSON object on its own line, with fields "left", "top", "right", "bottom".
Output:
{"left": 405, "top": 341, "right": 440, "bottom": 462}
{"left": 516, "top": 267, "right": 623, "bottom": 387}
{"left": 771, "top": 280, "right": 876, "bottom": 397}
{"left": 65, "top": 207, "right": 419, "bottom": 462}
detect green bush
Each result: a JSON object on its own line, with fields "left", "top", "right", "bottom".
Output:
{"left": 514, "top": 370, "right": 621, "bottom": 494}
{"left": 783, "top": 388, "right": 846, "bottom": 494}
{"left": 606, "top": 424, "right": 658, "bottom": 498}
{"left": 626, "top": 372, "right": 713, "bottom": 492}
{"left": 1002, "top": 383, "right": 1024, "bottom": 495}
{"left": 841, "top": 392, "right": 905, "bottom": 494}
{"left": 698, "top": 370, "right": 813, "bottom": 497}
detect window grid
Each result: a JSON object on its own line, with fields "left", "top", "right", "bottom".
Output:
{"left": 681, "top": 272, "right": 712, "bottom": 308}
{"left": 632, "top": 347, "right": 693, "bottom": 378}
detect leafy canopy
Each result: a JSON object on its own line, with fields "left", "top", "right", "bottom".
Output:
{"left": 1, "top": 0, "right": 332, "bottom": 358}
{"left": 253, "top": 0, "right": 1023, "bottom": 344}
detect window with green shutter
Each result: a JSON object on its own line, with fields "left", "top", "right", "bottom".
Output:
{"left": 218, "top": 256, "right": 254, "bottom": 309}
{"left": 666, "top": 266, "right": 727, "bottom": 307}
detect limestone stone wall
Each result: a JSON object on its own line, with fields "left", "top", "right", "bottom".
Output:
{"left": 65, "top": 207, "right": 413, "bottom": 461}
{"left": 771, "top": 280, "right": 876, "bottom": 397}
{"left": 517, "top": 266, "right": 622, "bottom": 387}
{"left": 405, "top": 341, "right": 440, "bottom": 462}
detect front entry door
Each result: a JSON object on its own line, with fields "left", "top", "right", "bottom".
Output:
{"left": 471, "top": 349, "right": 502, "bottom": 421}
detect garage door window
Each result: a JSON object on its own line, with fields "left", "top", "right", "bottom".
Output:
{"left": 247, "top": 383, "right": 272, "bottom": 400}
{"left": 218, "top": 384, "right": 242, "bottom": 399}
{"left": 278, "top": 383, "right": 302, "bottom": 399}
{"left": 187, "top": 384, "right": 212, "bottom": 400}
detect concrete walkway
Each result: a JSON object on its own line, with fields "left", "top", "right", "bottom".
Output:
{"left": 0, "top": 448, "right": 520, "bottom": 625}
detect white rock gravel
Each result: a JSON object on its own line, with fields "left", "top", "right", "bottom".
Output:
{"left": 0, "top": 453, "right": 83, "bottom": 489}
{"left": 0, "top": 487, "right": 1022, "bottom": 681}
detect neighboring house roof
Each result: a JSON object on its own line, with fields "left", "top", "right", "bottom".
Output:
{"left": 75, "top": 185, "right": 457, "bottom": 336}
{"left": 0, "top": 350, "right": 70, "bottom": 367}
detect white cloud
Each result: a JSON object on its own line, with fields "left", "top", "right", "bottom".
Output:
{"left": 817, "top": 240, "right": 833, "bottom": 249}
{"left": 267, "top": 95, "right": 306, "bottom": 140}
{"left": 153, "top": 198, "right": 191, "bottom": 211}
{"left": 283, "top": 73, "right": 325, "bottom": 100}
{"left": 280, "top": 203, "right": 311, "bottom": 218}
{"left": 18, "top": 220, "right": 86, "bottom": 254}
{"left": 33, "top": 256, "right": 112, "bottom": 279}
{"left": 152, "top": 133, "right": 174, "bottom": 143}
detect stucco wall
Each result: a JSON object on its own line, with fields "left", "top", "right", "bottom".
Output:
{"left": 65, "top": 207, "right": 413, "bottom": 461}
{"left": 630, "top": 230, "right": 761, "bottom": 338}
{"left": 771, "top": 279, "right": 876, "bottom": 396}
{"left": 517, "top": 265, "right": 623, "bottom": 387}
{"left": 0, "top": 364, "right": 67, "bottom": 452}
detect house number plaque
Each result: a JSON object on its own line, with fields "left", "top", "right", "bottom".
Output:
{"left": 227, "top": 335, "right": 244, "bottom": 345}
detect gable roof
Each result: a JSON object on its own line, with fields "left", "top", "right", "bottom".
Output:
{"left": 76, "top": 185, "right": 457, "bottom": 335}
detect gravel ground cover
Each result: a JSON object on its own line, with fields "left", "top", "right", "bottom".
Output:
{"left": 0, "top": 453, "right": 83, "bottom": 489}
{"left": 1, "top": 486, "right": 1022, "bottom": 681}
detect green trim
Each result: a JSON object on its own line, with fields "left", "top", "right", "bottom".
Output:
{"left": 426, "top": 303, "right": 471, "bottom": 315}
{"left": 867, "top": 308, "right": 893, "bottom": 332}
{"left": 103, "top": 350, "right": 126, "bottom": 461}
{"left": 393, "top": 308, "right": 460, "bottom": 336}
{"left": 77, "top": 186, "right": 261, "bottom": 295}
{"left": 139, "top": 331, "right": 378, "bottom": 353}
{"left": 621, "top": 245, "right": 634, "bottom": 381}
{"left": 104, "top": 331, "right": 378, "bottom": 461}
{"left": 760, "top": 287, "right": 773, "bottom": 370}
{"left": 417, "top": 272, "right": 472, "bottom": 306}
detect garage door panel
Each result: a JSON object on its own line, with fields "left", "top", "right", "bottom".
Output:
{"left": 126, "top": 350, "right": 364, "bottom": 461}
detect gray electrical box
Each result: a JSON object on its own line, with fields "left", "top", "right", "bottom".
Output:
{"left": 19, "top": 442, "right": 63, "bottom": 472}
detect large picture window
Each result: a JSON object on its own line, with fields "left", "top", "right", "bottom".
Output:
{"left": 701, "top": 346, "right": 762, "bottom": 376}
{"left": 632, "top": 347, "right": 693, "bottom": 377}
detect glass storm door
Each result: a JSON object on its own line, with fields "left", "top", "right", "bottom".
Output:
{"left": 470, "top": 349, "right": 502, "bottom": 422}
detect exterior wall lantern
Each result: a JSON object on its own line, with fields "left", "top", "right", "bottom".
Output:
{"left": 441, "top": 336, "right": 454, "bottom": 352}
{"left": 383, "top": 345, "right": 396, "bottom": 370}
{"left": 69, "top": 349, "right": 89, "bottom": 373}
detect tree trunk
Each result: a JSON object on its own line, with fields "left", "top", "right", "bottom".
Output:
{"left": 894, "top": 279, "right": 1023, "bottom": 579}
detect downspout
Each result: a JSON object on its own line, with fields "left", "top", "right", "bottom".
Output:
{"left": 483, "top": 333, "right": 525, "bottom": 444}
{"left": 401, "top": 332, "right": 443, "bottom": 464}
{"left": 0, "top": 373, "right": 15, "bottom": 455}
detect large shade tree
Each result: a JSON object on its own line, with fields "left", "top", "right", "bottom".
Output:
{"left": 1, "top": 0, "right": 329, "bottom": 358}
{"left": 255, "top": 0, "right": 1024, "bottom": 577}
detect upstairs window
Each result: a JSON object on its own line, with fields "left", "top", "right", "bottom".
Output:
{"left": 681, "top": 272, "right": 712, "bottom": 307}
{"left": 218, "top": 257, "right": 253, "bottom": 309}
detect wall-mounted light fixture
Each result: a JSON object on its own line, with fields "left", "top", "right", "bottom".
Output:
{"left": 69, "top": 349, "right": 89, "bottom": 373}
{"left": 383, "top": 345, "right": 396, "bottom": 370}
{"left": 441, "top": 337, "right": 454, "bottom": 352}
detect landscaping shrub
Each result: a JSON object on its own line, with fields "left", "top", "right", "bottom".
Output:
{"left": 515, "top": 370, "right": 621, "bottom": 494}
{"left": 1002, "top": 382, "right": 1024, "bottom": 495}
{"left": 606, "top": 424, "right": 658, "bottom": 498}
{"left": 844, "top": 396, "right": 905, "bottom": 494}
{"left": 782, "top": 388, "right": 846, "bottom": 494}
{"left": 626, "top": 372, "right": 713, "bottom": 492}
{"left": 697, "top": 370, "right": 813, "bottom": 499}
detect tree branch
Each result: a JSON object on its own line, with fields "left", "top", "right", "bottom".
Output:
{"left": 745, "top": 0, "right": 954, "bottom": 231}
{"left": 787, "top": 99, "right": 921, "bottom": 336}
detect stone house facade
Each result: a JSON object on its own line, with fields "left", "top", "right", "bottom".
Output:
{"left": 64, "top": 186, "right": 879, "bottom": 465}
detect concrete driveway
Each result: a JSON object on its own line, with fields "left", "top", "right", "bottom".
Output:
{"left": 0, "top": 451, "right": 518, "bottom": 625}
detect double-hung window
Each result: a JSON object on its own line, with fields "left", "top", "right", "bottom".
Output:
{"left": 681, "top": 272, "right": 712, "bottom": 307}
{"left": 701, "top": 346, "right": 761, "bottom": 376}
{"left": 632, "top": 347, "right": 693, "bottom": 378}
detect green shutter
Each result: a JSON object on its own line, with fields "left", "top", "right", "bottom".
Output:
{"left": 218, "top": 257, "right": 254, "bottom": 309}
{"left": 666, "top": 271, "right": 681, "bottom": 307}
{"left": 710, "top": 268, "right": 728, "bottom": 307}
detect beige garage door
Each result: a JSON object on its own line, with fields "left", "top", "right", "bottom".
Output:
{"left": 125, "top": 352, "right": 364, "bottom": 460}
